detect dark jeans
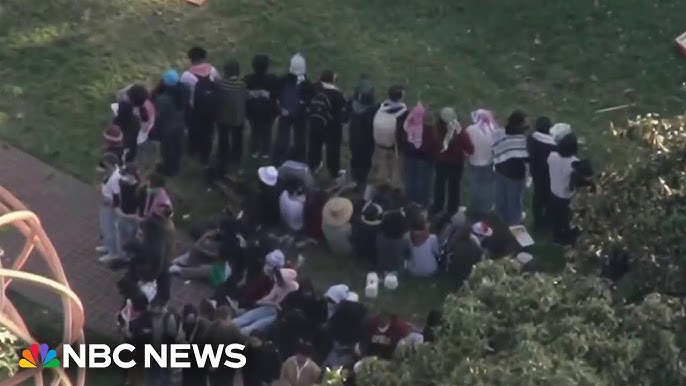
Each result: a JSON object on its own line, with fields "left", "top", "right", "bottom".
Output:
{"left": 159, "top": 131, "right": 184, "bottom": 177}
{"left": 308, "top": 120, "right": 342, "bottom": 179}
{"left": 531, "top": 179, "right": 551, "bottom": 231}
{"left": 432, "top": 161, "right": 464, "bottom": 214}
{"left": 187, "top": 111, "right": 215, "bottom": 165}
{"left": 273, "top": 115, "right": 307, "bottom": 165}
{"left": 218, "top": 122, "right": 244, "bottom": 167}
{"left": 404, "top": 157, "right": 434, "bottom": 207}
{"left": 350, "top": 145, "right": 374, "bottom": 185}
{"left": 549, "top": 194, "right": 576, "bottom": 245}
{"left": 249, "top": 118, "right": 273, "bottom": 156}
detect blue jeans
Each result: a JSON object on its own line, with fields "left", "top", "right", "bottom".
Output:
{"left": 468, "top": 164, "right": 494, "bottom": 220}
{"left": 117, "top": 215, "right": 138, "bottom": 254}
{"left": 233, "top": 305, "right": 278, "bottom": 335}
{"left": 98, "top": 205, "right": 119, "bottom": 255}
{"left": 404, "top": 157, "right": 433, "bottom": 207}
{"left": 494, "top": 172, "right": 525, "bottom": 226}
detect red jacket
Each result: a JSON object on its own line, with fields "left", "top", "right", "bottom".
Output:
{"left": 435, "top": 129, "right": 474, "bottom": 164}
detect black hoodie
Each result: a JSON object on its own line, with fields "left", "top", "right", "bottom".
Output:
{"left": 348, "top": 80, "right": 378, "bottom": 156}
{"left": 527, "top": 131, "right": 557, "bottom": 193}
{"left": 244, "top": 59, "right": 280, "bottom": 122}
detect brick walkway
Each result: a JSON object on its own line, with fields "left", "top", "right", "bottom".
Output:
{"left": 0, "top": 142, "right": 211, "bottom": 338}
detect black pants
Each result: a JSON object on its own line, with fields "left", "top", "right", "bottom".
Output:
{"left": 531, "top": 179, "right": 550, "bottom": 231}
{"left": 308, "top": 120, "right": 342, "bottom": 179}
{"left": 159, "top": 130, "right": 184, "bottom": 177}
{"left": 432, "top": 161, "right": 463, "bottom": 214}
{"left": 249, "top": 118, "right": 273, "bottom": 156}
{"left": 549, "top": 194, "right": 574, "bottom": 245}
{"left": 273, "top": 114, "right": 307, "bottom": 165}
{"left": 217, "top": 122, "right": 244, "bottom": 167}
{"left": 350, "top": 145, "right": 374, "bottom": 185}
{"left": 187, "top": 111, "right": 215, "bottom": 165}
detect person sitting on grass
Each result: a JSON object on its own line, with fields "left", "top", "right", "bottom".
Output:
{"left": 221, "top": 249, "right": 286, "bottom": 314}
{"left": 360, "top": 309, "right": 411, "bottom": 360}
{"left": 168, "top": 218, "right": 245, "bottom": 286}
{"left": 247, "top": 166, "right": 282, "bottom": 230}
{"left": 280, "top": 178, "right": 307, "bottom": 232}
{"left": 322, "top": 197, "right": 354, "bottom": 257}
{"left": 303, "top": 188, "right": 326, "bottom": 240}
{"left": 243, "top": 330, "right": 283, "bottom": 386}
{"left": 351, "top": 201, "right": 383, "bottom": 267}
{"left": 375, "top": 205, "right": 409, "bottom": 275}
{"left": 280, "top": 340, "right": 322, "bottom": 386}
{"left": 232, "top": 266, "right": 300, "bottom": 335}
{"left": 405, "top": 210, "right": 439, "bottom": 277}
{"left": 278, "top": 147, "right": 316, "bottom": 189}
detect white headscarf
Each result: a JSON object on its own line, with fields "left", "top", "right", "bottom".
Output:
{"left": 325, "top": 284, "right": 350, "bottom": 318}
{"left": 550, "top": 123, "right": 572, "bottom": 143}
{"left": 439, "top": 107, "right": 462, "bottom": 152}
{"left": 289, "top": 53, "right": 306, "bottom": 84}
{"left": 265, "top": 249, "right": 285, "bottom": 269}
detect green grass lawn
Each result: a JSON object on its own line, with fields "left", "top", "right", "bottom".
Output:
{"left": 1, "top": 0, "right": 685, "bottom": 336}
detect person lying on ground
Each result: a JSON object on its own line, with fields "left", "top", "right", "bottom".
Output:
{"left": 232, "top": 267, "right": 300, "bottom": 335}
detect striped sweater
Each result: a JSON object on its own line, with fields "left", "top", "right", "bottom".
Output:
{"left": 492, "top": 129, "right": 529, "bottom": 179}
{"left": 216, "top": 77, "right": 248, "bottom": 126}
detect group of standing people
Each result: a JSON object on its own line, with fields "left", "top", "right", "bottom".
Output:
{"left": 94, "top": 44, "right": 596, "bottom": 386}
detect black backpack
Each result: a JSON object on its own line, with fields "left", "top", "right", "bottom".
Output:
{"left": 308, "top": 91, "right": 333, "bottom": 126}
{"left": 193, "top": 75, "right": 220, "bottom": 120}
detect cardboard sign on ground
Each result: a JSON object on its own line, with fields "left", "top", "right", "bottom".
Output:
{"left": 509, "top": 225, "right": 534, "bottom": 247}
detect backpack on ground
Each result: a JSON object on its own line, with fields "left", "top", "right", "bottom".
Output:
{"left": 193, "top": 75, "right": 220, "bottom": 120}
{"left": 308, "top": 91, "right": 333, "bottom": 127}
{"left": 373, "top": 106, "right": 406, "bottom": 147}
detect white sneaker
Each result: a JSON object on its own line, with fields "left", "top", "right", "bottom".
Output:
{"left": 98, "top": 254, "right": 119, "bottom": 263}
{"left": 168, "top": 265, "right": 181, "bottom": 274}
{"left": 95, "top": 246, "right": 108, "bottom": 254}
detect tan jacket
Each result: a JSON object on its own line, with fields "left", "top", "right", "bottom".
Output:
{"left": 280, "top": 356, "right": 321, "bottom": 386}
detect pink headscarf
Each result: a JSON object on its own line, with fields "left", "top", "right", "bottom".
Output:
{"left": 471, "top": 109, "right": 496, "bottom": 134}
{"left": 404, "top": 104, "right": 426, "bottom": 149}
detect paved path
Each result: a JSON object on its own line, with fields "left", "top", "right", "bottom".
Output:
{"left": 0, "top": 142, "right": 211, "bottom": 338}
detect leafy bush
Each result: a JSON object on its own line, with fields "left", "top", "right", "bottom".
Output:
{"left": 571, "top": 113, "right": 686, "bottom": 298}
{"left": 0, "top": 325, "right": 19, "bottom": 379}
{"left": 356, "top": 260, "right": 686, "bottom": 385}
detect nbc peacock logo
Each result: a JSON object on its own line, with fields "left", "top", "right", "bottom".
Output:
{"left": 19, "top": 343, "right": 61, "bottom": 369}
